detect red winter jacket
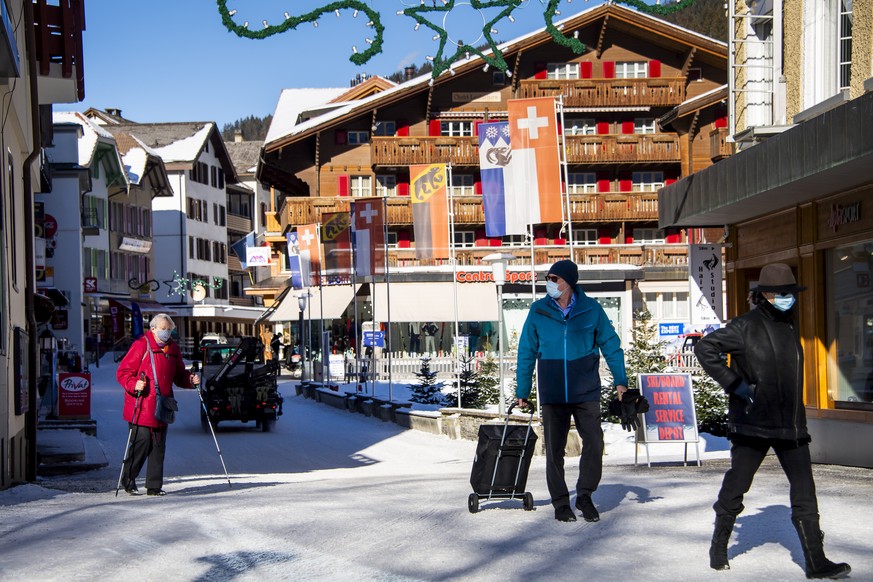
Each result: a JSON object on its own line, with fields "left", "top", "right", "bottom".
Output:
{"left": 117, "top": 332, "right": 194, "bottom": 428}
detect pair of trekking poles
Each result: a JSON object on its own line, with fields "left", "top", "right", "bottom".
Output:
{"left": 114, "top": 363, "right": 232, "bottom": 496}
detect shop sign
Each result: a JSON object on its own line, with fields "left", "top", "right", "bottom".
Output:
{"left": 689, "top": 244, "right": 723, "bottom": 325}
{"left": 658, "top": 322, "right": 685, "bottom": 336}
{"left": 826, "top": 201, "right": 861, "bottom": 232}
{"left": 83, "top": 277, "right": 97, "bottom": 293}
{"left": 58, "top": 372, "right": 91, "bottom": 418}
{"left": 639, "top": 373, "right": 698, "bottom": 443}
{"left": 456, "top": 270, "right": 534, "bottom": 284}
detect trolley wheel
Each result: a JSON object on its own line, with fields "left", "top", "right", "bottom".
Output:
{"left": 467, "top": 493, "right": 479, "bottom": 514}
{"left": 523, "top": 492, "right": 534, "bottom": 511}
{"left": 262, "top": 419, "right": 275, "bottom": 433}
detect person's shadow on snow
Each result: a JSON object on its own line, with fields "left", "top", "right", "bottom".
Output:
{"left": 732, "top": 505, "right": 804, "bottom": 569}
{"left": 591, "top": 483, "right": 663, "bottom": 515}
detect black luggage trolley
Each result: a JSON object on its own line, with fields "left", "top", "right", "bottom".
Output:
{"left": 468, "top": 402, "right": 538, "bottom": 513}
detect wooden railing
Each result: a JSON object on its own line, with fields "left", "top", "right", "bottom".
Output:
{"left": 710, "top": 127, "right": 732, "bottom": 161}
{"left": 518, "top": 77, "right": 686, "bottom": 108}
{"left": 226, "top": 212, "right": 252, "bottom": 234}
{"left": 371, "top": 136, "right": 480, "bottom": 166}
{"left": 33, "top": 0, "right": 86, "bottom": 102}
{"left": 278, "top": 192, "right": 660, "bottom": 230}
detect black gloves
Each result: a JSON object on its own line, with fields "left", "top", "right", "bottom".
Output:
{"left": 733, "top": 381, "right": 755, "bottom": 414}
{"left": 609, "top": 389, "right": 650, "bottom": 432}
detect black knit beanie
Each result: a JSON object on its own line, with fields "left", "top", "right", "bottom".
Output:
{"left": 548, "top": 259, "right": 579, "bottom": 288}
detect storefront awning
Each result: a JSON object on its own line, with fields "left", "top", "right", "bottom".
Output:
{"left": 111, "top": 298, "right": 177, "bottom": 315}
{"left": 372, "top": 282, "right": 498, "bottom": 322}
{"left": 269, "top": 284, "right": 359, "bottom": 322}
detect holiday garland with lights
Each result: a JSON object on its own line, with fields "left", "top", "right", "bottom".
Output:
{"left": 217, "top": 0, "right": 696, "bottom": 78}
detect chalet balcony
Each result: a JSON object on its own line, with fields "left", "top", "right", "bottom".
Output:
{"left": 33, "top": 0, "right": 86, "bottom": 103}
{"left": 371, "top": 136, "right": 480, "bottom": 166}
{"left": 278, "top": 192, "right": 659, "bottom": 233}
{"left": 387, "top": 243, "right": 688, "bottom": 269}
{"left": 518, "top": 77, "right": 686, "bottom": 108}
{"left": 226, "top": 212, "right": 252, "bottom": 234}
{"left": 710, "top": 127, "right": 732, "bottom": 161}
{"left": 564, "top": 134, "right": 680, "bottom": 163}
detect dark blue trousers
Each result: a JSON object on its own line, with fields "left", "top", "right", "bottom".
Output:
{"left": 541, "top": 401, "right": 603, "bottom": 508}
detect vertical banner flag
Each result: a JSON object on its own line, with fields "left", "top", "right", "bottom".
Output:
{"left": 507, "top": 97, "right": 563, "bottom": 225}
{"left": 230, "top": 230, "right": 255, "bottom": 268}
{"left": 297, "top": 223, "right": 321, "bottom": 286}
{"left": 478, "top": 122, "right": 525, "bottom": 236}
{"left": 351, "top": 197, "right": 386, "bottom": 278}
{"left": 322, "top": 211, "right": 352, "bottom": 282}
{"left": 410, "top": 164, "right": 449, "bottom": 259}
{"left": 689, "top": 244, "right": 723, "bottom": 325}
{"left": 286, "top": 231, "right": 309, "bottom": 289}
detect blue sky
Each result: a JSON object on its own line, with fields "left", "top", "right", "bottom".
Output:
{"left": 78, "top": 0, "right": 586, "bottom": 129}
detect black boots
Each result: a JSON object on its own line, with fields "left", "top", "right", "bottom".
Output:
{"left": 709, "top": 515, "right": 735, "bottom": 570}
{"left": 792, "top": 517, "right": 851, "bottom": 579}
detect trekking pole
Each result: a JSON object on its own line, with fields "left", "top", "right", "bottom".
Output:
{"left": 193, "top": 362, "right": 232, "bottom": 488}
{"left": 115, "top": 375, "right": 145, "bottom": 497}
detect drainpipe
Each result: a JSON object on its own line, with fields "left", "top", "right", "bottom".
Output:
{"left": 23, "top": 0, "right": 42, "bottom": 482}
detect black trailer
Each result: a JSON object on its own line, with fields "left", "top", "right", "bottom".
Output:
{"left": 199, "top": 337, "right": 283, "bottom": 432}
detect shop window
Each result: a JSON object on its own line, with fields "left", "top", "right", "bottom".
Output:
{"left": 826, "top": 241, "right": 873, "bottom": 409}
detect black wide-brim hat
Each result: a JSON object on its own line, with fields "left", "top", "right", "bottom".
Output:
{"left": 751, "top": 263, "right": 807, "bottom": 293}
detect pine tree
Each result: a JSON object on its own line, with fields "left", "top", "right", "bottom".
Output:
{"left": 455, "top": 355, "right": 484, "bottom": 408}
{"left": 476, "top": 353, "right": 501, "bottom": 406}
{"left": 409, "top": 357, "right": 445, "bottom": 405}
{"left": 693, "top": 372, "right": 729, "bottom": 436}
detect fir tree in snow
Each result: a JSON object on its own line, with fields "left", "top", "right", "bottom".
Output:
{"left": 476, "top": 353, "right": 501, "bottom": 406}
{"left": 454, "top": 355, "right": 483, "bottom": 408}
{"left": 409, "top": 357, "right": 445, "bottom": 405}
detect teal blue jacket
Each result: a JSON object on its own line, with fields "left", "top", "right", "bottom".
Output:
{"left": 516, "top": 288, "right": 627, "bottom": 405}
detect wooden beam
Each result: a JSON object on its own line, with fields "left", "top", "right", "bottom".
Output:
{"left": 512, "top": 49, "right": 523, "bottom": 93}
{"left": 596, "top": 15, "right": 610, "bottom": 58}
{"left": 682, "top": 47, "right": 697, "bottom": 76}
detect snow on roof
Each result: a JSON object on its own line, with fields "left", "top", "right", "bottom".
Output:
{"left": 265, "top": 87, "right": 348, "bottom": 144}
{"left": 122, "top": 148, "right": 147, "bottom": 184}
{"left": 151, "top": 123, "right": 212, "bottom": 163}
{"left": 53, "top": 111, "right": 116, "bottom": 167}
{"left": 676, "top": 84, "right": 728, "bottom": 109}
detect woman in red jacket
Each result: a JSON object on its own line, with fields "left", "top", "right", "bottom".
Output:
{"left": 117, "top": 313, "right": 199, "bottom": 496}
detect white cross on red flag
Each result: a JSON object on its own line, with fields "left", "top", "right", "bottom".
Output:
{"left": 297, "top": 223, "right": 321, "bottom": 286}
{"left": 351, "top": 198, "right": 386, "bottom": 278}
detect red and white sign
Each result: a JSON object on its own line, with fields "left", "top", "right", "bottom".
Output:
{"left": 58, "top": 372, "right": 91, "bottom": 418}
{"left": 83, "top": 277, "right": 97, "bottom": 293}
{"left": 44, "top": 214, "right": 58, "bottom": 238}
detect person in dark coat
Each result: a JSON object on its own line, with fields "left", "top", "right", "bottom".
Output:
{"left": 270, "top": 332, "right": 283, "bottom": 362}
{"left": 695, "top": 263, "right": 850, "bottom": 578}
{"left": 117, "top": 314, "right": 199, "bottom": 496}
{"left": 516, "top": 260, "right": 628, "bottom": 523}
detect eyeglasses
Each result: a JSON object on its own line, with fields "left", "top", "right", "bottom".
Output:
{"left": 547, "top": 275, "right": 560, "bottom": 283}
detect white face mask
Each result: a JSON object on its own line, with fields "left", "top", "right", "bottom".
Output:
{"left": 546, "top": 280, "right": 563, "bottom": 299}
{"left": 154, "top": 329, "right": 172, "bottom": 344}
{"left": 770, "top": 294, "right": 796, "bottom": 312}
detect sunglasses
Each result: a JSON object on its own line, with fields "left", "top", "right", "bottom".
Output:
{"left": 547, "top": 275, "right": 560, "bottom": 283}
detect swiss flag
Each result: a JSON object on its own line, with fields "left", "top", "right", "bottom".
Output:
{"left": 297, "top": 223, "right": 321, "bottom": 286}
{"left": 351, "top": 198, "right": 386, "bottom": 278}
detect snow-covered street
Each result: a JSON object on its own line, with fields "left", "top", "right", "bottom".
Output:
{"left": 1, "top": 357, "right": 871, "bottom": 581}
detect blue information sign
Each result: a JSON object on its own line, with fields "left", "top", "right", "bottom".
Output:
{"left": 363, "top": 331, "right": 385, "bottom": 348}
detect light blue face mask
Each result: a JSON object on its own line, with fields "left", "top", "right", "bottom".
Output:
{"left": 154, "top": 329, "right": 173, "bottom": 344}
{"left": 771, "top": 294, "right": 796, "bottom": 312}
{"left": 546, "top": 280, "right": 563, "bottom": 299}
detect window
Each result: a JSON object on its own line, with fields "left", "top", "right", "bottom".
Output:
{"left": 350, "top": 175, "right": 372, "bottom": 197}
{"left": 632, "top": 228, "right": 665, "bottom": 243}
{"left": 572, "top": 228, "right": 598, "bottom": 246}
{"left": 219, "top": 206, "right": 226, "bottom": 226}
{"left": 826, "top": 240, "right": 873, "bottom": 409}
{"left": 839, "top": 0, "right": 853, "bottom": 90}
{"left": 547, "top": 62, "right": 580, "bottom": 80}
{"left": 218, "top": 168, "right": 225, "bottom": 190}
{"left": 211, "top": 166, "right": 217, "bottom": 188}
{"left": 375, "top": 175, "right": 396, "bottom": 197}
{"left": 347, "top": 131, "right": 369, "bottom": 144}
{"left": 615, "top": 61, "right": 648, "bottom": 79}
{"left": 567, "top": 173, "right": 597, "bottom": 194}
{"left": 83, "top": 248, "right": 108, "bottom": 279}
{"left": 502, "top": 234, "right": 527, "bottom": 247}
{"left": 83, "top": 195, "right": 106, "bottom": 229}
{"left": 454, "top": 230, "right": 475, "bottom": 248}
{"left": 564, "top": 118, "right": 596, "bottom": 136}
{"left": 688, "top": 67, "right": 703, "bottom": 82}
{"left": 373, "top": 121, "right": 395, "bottom": 136}
{"left": 661, "top": 292, "right": 689, "bottom": 319}
{"left": 634, "top": 118, "right": 656, "bottom": 134}
{"left": 450, "top": 174, "right": 474, "bottom": 196}
{"left": 213, "top": 203, "right": 218, "bottom": 224}
{"left": 632, "top": 171, "right": 665, "bottom": 192}
{"left": 386, "top": 231, "right": 398, "bottom": 247}
{"left": 440, "top": 121, "right": 473, "bottom": 137}
{"left": 189, "top": 236, "right": 195, "bottom": 259}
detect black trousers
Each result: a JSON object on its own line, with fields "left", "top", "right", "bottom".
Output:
{"left": 541, "top": 401, "right": 603, "bottom": 508}
{"left": 714, "top": 436, "right": 819, "bottom": 521}
{"left": 121, "top": 424, "right": 167, "bottom": 491}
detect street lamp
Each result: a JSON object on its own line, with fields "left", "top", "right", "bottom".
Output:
{"left": 483, "top": 252, "right": 515, "bottom": 415}
{"left": 297, "top": 293, "right": 309, "bottom": 382}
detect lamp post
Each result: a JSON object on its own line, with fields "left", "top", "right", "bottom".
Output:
{"left": 483, "top": 252, "right": 515, "bottom": 415}
{"left": 297, "top": 293, "right": 309, "bottom": 382}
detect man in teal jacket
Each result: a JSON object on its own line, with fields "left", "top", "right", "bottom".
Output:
{"left": 516, "top": 260, "right": 628, "bottom": 522}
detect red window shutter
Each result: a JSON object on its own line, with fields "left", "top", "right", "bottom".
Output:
{"left": 597, "top": 179, "right": 611, "bottom": 192}
{"left": 665, "top": 233, "right": 681, "bottom": 244}
{"left": 489, "top": 237, "right": 502, "bottom": 246}
{"left": 556, "top": 121, "right": 562, "bottom": 136}
{"left": 534, "top": 61, "right": 547, "bottom": 79}
{"left": 619, "top": 180, "right": 632, "bottom": 192}
{"left": 665, "top": 178, "right": 677, "bottom": 186}
{"left": 335, "top": 130, "right": 347, "bottom": 145}
{"left": 338, "top": 175, "right": 350, "bottom": 197}
{"left": 596, "top": 121, "right": 609, "bottom": 134}
{"left": 714, "top": 116, "right": 728, "bottom": 129}
{"left": 428, "top": 119, "right": 441, "bottom": 136}
{"left": 474, "top": 181, "right": 482, "bottom": 195}
{"left": 473, "top": 120, "right": 482, "bottom": 136}
{"left": 581, "top": 61, "right": 593, "bottom": 79}
{"left": 397, "top": 240, "right": 411, "bottom": 249}
{"left": 621, "top": 121, "right": 634, "bottom": 134}
{"left": 648, "top": 60, "right": 661, "bottom": 78}
{"left": 397, "top": 182, "right": 409, "bottom": 196}
{"left": 598, "top": 227, "right": 612, "bottom": 244}
{"left": 396, "top": 119, "right": 409, "bottom": 136}
{"left": 602, "top": 61, "right": 615, "bottom": 78}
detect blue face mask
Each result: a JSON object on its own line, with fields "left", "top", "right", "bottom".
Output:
{"left": 154, "top": 329, "right": 173, "bottom": 344}
{"left": 771, "top": 294, "right": 795, "bottom": 312}
{"left": 546, "top": 280, "right": 563, "bottom": 299}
